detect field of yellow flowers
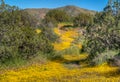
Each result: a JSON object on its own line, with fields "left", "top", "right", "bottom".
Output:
{"left": 53, "top": 23, "right": 82, "bottom": 51}
{"left": 0, "top": 23, "right": 120, "bottom": 82}
{"left": 0, "top": 55, "right": 120, "bottom": 82}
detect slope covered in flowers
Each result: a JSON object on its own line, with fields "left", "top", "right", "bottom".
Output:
{"left": 53, "top": 23, "right": 82, "bottom": 51}
{"left": 0, "top": 23, "right": 120, "bottom": 82}
{"left": 0, "top": 55, "right": 119, "bottom": 82}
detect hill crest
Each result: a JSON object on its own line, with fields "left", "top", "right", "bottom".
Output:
{"left": 25, "top": 5, "right": 96, "bottom": 21}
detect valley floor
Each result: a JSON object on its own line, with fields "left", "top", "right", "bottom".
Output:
{"left": 0, "top": 23, "right": 120, "bottom": 82}
{"left": 0, "top": 55, "right": 119, "bottom": 82}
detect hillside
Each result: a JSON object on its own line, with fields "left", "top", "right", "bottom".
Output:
{"left": 25, "top": 5, "right": 96, "bottom": 21}
{"left": 24, "top": 8, "right": 50, "bottom": 22}
{"left": 57, "top": 5, "right": 95, "bottom": 16}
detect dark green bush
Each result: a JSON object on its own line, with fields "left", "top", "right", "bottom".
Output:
{"left": 84, "top": 24, "right": 120, "bottom": 62}
{"left": 0, "top": 8, "right": 37, "bottom": 27}
{"left": 0, "top": 1, "right": 55, "bottom": 63}
{"left": 43, "top": 9, "right": 71, "bottom": 26}
{"left": 94, "top": 12, "right": 115, "bottom": 27}
{"left": 91, "top": 50, "right": 118, "bottom": 66}
{"left": 0, "top": 25, "right": 55, "bottom": 62}
{"left": 73, "top": 13, "right": 94, "bottom": 27}
{"left": 55, "top": 46, "right": 80, "bottom": 58}
{"left": 83, "top": 5, "right": 120, "bottom": 65}
{"left": 42, "top": 16, "right": 58, "bottom": 28}
{"left": 81, "top": 1, "right": 120, "bottom": 64}
{"left": 40, "top": 25, "right": 59, "bottom": 43}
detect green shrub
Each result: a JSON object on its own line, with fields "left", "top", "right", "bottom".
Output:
{"left": 0, "top": 7, "right": 37, "bottom": 27}
{"left": 91, "top": 50, "right": 119, "bottom": 66}
{"left": 83, "top": 6, "right": 120, "bottom": 65}
{"left": 0, "top": 57, "right": 27, "bottom": 69}
{"left": 55, "top": 46, "right": 80, "bottom": 57}
{"left": 94, "top": 12, "right": 115, "bottom": 27}
{"left": 73, "top": 13, "right": 94, "bottom": 27}
{"left": 0, "top": 46, "right": 13, "bottom": 63}
{"left": 84, "top": 23, "right": 120, "bottom": 62}
{"left": 63, "top": 46, "right": 80, "bottom": 55}
{"left": 40, "top": 25, "right": 59, "bottom": 43}
{"left": 0, "top": 1, "right": 55, "bottom": 64}
{"left": 42, "top": 16, "right": 58, "bottom": 28}
{"left": 0, "top": 25, "right": 55, "bottom": 63}
{"left": 45, "top": 9, "right": 71, "bottom": 23}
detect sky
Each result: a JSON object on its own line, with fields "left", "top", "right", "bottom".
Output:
{"left": 4, "top": 0, "right": 108, "bottom": 11}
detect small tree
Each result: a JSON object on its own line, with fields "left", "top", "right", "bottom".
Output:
{"left": 83, "top": 0, "right": 120, "bottom": 65}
